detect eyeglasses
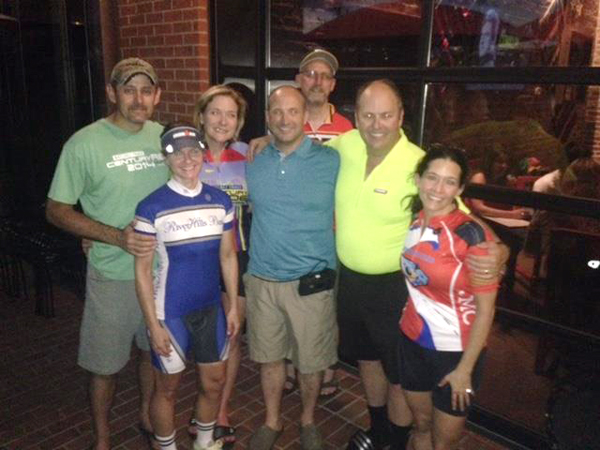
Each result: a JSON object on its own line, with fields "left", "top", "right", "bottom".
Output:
{"left": 301, "top": 70, "right": 334, "bottom": 81}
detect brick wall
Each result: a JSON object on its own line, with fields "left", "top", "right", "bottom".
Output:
{"left": 117, "top": 0, "right": 210, "bottom": 124}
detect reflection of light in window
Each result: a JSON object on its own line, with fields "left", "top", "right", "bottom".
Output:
{"left": 588, "top": 260, "right": 600, "bottom": 269}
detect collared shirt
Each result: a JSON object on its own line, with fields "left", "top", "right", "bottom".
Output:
{"left": 304, "top": 104, "right": 353, "bottom": 143}
{"left": 246, "top": 136, "right": 339, "bottom": 281}
{"left": 328, "top": 130, "right": 425, "bottom": 275}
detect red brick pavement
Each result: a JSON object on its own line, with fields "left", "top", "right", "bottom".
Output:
{"left": 0, "top": 288, "right": 508, "bottom": 450}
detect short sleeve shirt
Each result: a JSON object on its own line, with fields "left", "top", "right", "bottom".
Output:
{"left": 304, "top": 104, "right": 353, "bottom": 143}
{"left": 246, "top": 136, "right": 339, "bottom": 281}
{"left": 134, "top": 179, "right": 234, "bottom": 320}
{"left": 47, "top": 119, "right": 168, "bottom": 280}
{"left": 200, "top": 142, "right": 250, "bottom": 251}
{"left": 328, "top": 130, "right": 425, "bottom": 274}
{"left": 400, "top": 209, "right": 498, "bottom": 351}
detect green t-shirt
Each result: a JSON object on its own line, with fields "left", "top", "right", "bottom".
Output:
{"left": 47, "top": 119, "right": 168, "bottom": 280}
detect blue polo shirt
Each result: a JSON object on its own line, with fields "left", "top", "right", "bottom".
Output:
{"left": 246, "top": 136, "right": 339, "bottom": 281}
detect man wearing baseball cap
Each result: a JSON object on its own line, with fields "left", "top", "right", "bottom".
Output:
{"left": 295, "top": 48, "right": 353, "bottom": 142}
{"left": 46, "top": 57, "right": 165, "bottom": 450}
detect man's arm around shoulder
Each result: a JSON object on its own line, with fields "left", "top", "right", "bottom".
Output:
{"left": 45, "top": 199, "right": 155, "bottom": 257}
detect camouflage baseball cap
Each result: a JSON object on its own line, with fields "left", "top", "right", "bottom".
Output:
{"left": 110, "top": 57, "right": 158, "bottom": 86}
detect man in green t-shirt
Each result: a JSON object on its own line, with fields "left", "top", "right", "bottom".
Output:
{"left": 46, "top": 58, "right": 166, "bottom": 450}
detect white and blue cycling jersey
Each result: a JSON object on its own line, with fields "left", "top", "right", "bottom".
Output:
{"left": 134, "top": 178, "right": 234, "bottom": 320}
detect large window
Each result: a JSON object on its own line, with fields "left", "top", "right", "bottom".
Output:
{"left": 211, "top": 2, "right": 600, "bottom": 448}
{"left": 432, "top": 0, "right": 597, "bottom": 68}
{"left": 270, "top": 1, "right": 423, "bottom": 68}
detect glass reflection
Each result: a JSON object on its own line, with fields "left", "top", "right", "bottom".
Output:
{"left": 479, "top": 319, "right": 600, "bottom": 446}
{"left": 270, "top": 0, "right": 423, "bottom": 68}
{"left": 216, "top": 0, "right": 256, "bottom": 67}
{"left": 424, "top": 83, "right": 600, "bottom": 338}
{"left": 432, "top": 0, "right": 598, "bottom": 68}
{"left": 423, "top": 83, "right": 598, "bottom": 196}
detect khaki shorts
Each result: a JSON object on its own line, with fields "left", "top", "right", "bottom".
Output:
{"left": 244, "top": 273, "right": 338, "bottom": 374}
{"left": 78, "top": 264, "right": 149, "bottom": 375}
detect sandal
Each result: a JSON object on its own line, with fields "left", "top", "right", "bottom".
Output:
{"left": 248, "top": 424, "right": 283, "bottom": 450}
{"left": 319, "top": 378, "right": 340, "bottom": 398}
{"left": 188, "top": 418, "right": 198, "bottom": 436}
{"left": 283, "top": 374, "right": 297, "bottom": 394}
{"left": 213, "top": 425, "right": 236, "bottom": 450}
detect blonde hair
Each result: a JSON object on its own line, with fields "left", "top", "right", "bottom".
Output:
{"left": 193, "top": 85, "right": 247, "bottom": 142}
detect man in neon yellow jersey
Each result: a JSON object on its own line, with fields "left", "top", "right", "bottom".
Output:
{"left": 329, "top": 79, "right": 505, "bottom": 450}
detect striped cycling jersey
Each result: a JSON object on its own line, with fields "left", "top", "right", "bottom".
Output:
{"left": 134, "top": 179, "right": 233, "bottom": 320}
{"left": 400, "top": 208, "right": 497, "bottom": 351}
{"left": 303, "top": 104, "right": 353, "bottom": 143}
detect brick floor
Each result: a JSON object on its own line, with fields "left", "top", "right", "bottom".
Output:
{"left": 0, "top": 287, "right": 509, "bottom": 450}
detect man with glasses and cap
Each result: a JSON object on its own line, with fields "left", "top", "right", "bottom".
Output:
{"left": 295, "top": 48, "right": 353, "bottom": 142}
{"left": 46, "top": 57, "right": 166, "bottom": 450}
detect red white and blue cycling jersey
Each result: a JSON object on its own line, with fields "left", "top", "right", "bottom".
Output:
{"left": 134, "top": 179, "right": 234, "bottom": 320}
{"left": 200, "top": 142, "right": 249, "bottom": 252}
{"left": 400, "top": 208, "right": 498, "bottom": 351}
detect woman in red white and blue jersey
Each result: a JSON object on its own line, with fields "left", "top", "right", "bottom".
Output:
{"left": 399, "top": 144, "right": 499, "bottom": 450}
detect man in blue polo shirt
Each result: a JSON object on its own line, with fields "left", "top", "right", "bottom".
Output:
{"left": 245, "top": 86, "right": 339, "bottom": 450}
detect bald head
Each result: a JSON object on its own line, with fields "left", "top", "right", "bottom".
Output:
{"left": 355, "top": 79, "right": 403, "bottom": 113}
{"left": 268, "top": 85, "right": 306, "bottom": 110}
{"left": 354, "top": 80, "right": 404, "bottom": 156}
{"left": 266, "top": 85, "right": 308, "bottom": 154}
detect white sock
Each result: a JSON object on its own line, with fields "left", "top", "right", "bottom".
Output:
{"left": 154, "top": 431, "right": 177, "bottom": 450}
{"left": 195, "top": 420, "right": 216, "bottom": 447}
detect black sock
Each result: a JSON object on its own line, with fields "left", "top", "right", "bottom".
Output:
{"left": 367, "top": 405, "right": 390, "bottom": 445}
{"left": 389, "top": 423, "right": 412, "bottom": 450}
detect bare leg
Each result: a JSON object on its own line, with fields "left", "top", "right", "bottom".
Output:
{"left": 358, "top": 360, "right": 388, "bottom": 407}
{"left": 151, "top": 369, "right": 183, "bottom": 437}
{"left": 297, "top": 370, "right": 323, "bottom": 426}
{"left": 389, "top": 383, "right": 413, "bottom": 427}
{"left": 261, "top": 360, "right": 285, "bottom": 430}
{"left": 138, "top": 350, "right": 155, "bottom": 432}
{"left": 431, "top": 408, "right": 466, "bottom": 450}
{"left": 90, "top": 373, "right": 116, "bottom": 450}
{"left": 404, "top": 390, "right": 433, "bottom": 450}
{"left": 217, "top": 296, "right": 245, "bottom": 426}
{"left": 196, "top": 362, "right": 227, "bottom": 423}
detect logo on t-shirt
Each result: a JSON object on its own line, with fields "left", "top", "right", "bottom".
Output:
{"left": 106, "top": 151, "right": 165, "bottom": 172}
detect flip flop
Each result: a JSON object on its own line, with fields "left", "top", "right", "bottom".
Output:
{"left": 319, "top": 378, "right": 340, "bottom": 398}
{"left": 213, "top": 425, "right": 236, "bottom": 450}
{"left": 283, "top": 374, "right": 297, "bottom": 394}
